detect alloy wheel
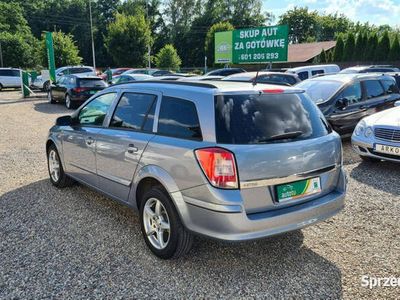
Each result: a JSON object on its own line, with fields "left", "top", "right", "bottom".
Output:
{"left": 48, "top": 149, "right": 60, "bottom": 182}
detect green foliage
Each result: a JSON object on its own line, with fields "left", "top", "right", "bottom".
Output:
{"left": 204, "top": 21, "right": 234, "bottom": 67}
{"left": 105, "top": 13, "right": 151, "bottom": 67}
{"left": 319, "top": 49, "right": 326, "bottom": 63}
{"left": 0, "top": 33, "right": 39, "bottom": 68}
{"left": 279, "top": 7, "right": 318, "bottom": 43}
{"left": 365, "top": 33, "right": 378, "bottom": 61}
{"left": 40, "top": 31, "right": 82, "bottom": 67}
{"left": 389, "top": 35, "right": 400, "bottom": 61}
{"left": 333, "top": 35, "right": 344, "bottom": 62}
{"left": 343, "top": 32, "right": 355, "bottom": 61}
{"left": 354, "top": 33, "right": 365, "bottom": 61}
{"left": 154, "top": 44, "right": 181, "bottom": 70}
{"left": 316, "top": 13, "right": 352, "bottom": 41}
{"left": 375, "top": 31, "right": 390, "bottom": 61}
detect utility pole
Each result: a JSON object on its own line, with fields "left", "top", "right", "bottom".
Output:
{"left": 145, "top": 0, "right": 151, "bottom": 68}
{"left": 0, "top": 42, "right": 3, "bottom": 67}
{"left": 89, "top": 0, "right": 96, "bottom": 70}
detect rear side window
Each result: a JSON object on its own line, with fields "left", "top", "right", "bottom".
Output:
{"left": 79, "top": 79, "right": 107, "bottom": 87}
{"left": 311, "top": 70, "right": 324, "bottom": 76}
{"left": 364, "top": 80, "right": 385, "bottom": 98}
{"left": 381, "top": 80, "right": 399, "bottom": 94}
{"left": 110, "top": 93, "right": 157, "bottom": 131}
{"left": 297, "top": 71, "right": 309, "bottom": 80}
{"left": 157, "top": 97, "right": 202, "bottom": 140}
{"left": 215, "top": 93, "right": 329, "bottom": 144}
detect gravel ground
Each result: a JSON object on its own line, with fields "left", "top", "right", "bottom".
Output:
{"left": 0, "top": 93, "right": 399, "bottom": 299}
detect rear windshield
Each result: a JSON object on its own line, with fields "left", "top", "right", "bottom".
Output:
{"left": 79, "top": 79, "right": 107, "bottom": 87}
{"left": 215, "top": 93, "right": 330, "bottom": 144}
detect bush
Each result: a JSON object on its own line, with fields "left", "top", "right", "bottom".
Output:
{"left": 154, "top": 44, "right": 181, "bottom": 70}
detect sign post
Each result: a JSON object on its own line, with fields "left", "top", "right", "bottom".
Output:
{"left": 45, "top": 32, "right": 56, "bottom": 83}
{"left": 215, "top": 25, "right": 289, "bottom": 65}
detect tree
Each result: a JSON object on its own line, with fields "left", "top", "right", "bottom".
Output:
{"left": 354, "top": 32, "right": 364, "bottom": 61}
{"left": 319, "top": 49, "right": 326, "bottom": 63}
{"left": 154, "top": 44, "right": 181, "bottom": 70}
{"left": 375, "top": 31, "right": 390, "bottom": 61}
{"left": 105, "top": 13, "right": 151, "bottom": 67}
{"left": 316, "top": 13, "right": 352, "bottom": 42}
{"left": 333, "top": 34, "right": 344, "bottom": 62}
{"left": 343, "top": 32, "right": 355, "bottom": 61}
{"left": 278, "top": 7, "right": 318, "bottom": 43}
{"left": 389, "top": 35, "right": 400, "bottom": 61}
{"left": 365, "top": 33, "right": 378, "bottom": 61}
{"left": 204, "top": 21, "right": 234, "bottom": 67}
{"left": 229, "top": 0, "right": 266, "bottom": 28}
{"left": 40, "top": 31, "right": 82, "bottom": 67}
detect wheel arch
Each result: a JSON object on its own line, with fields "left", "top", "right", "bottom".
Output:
{"left": 46, "top": 137, "right": 66, "bottom": 170}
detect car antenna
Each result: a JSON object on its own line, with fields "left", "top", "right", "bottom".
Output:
{"left": 252, "top": 63, "right": 262, "bottom": 86}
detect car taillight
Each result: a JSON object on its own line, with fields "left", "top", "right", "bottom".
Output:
{"left": 261, "top": 88, "right": 284, "bottom": 93}
{"left": 72, "top": 87, "right": 88, "bottom": 93}
{"left": 194, "top": 147, "right": 238, "bottom": 189}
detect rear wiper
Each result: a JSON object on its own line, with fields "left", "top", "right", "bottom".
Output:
{"left": 257, "top": 131, "right": 304, "bottom": 143}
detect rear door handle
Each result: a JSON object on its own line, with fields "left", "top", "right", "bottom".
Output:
{"left": 86, "top": 137, "right": 95, "bottom": 146}
{"left": 127, "top": 144, "right": 138, "bottom": 154}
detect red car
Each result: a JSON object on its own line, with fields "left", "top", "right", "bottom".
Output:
{"left": 100, "top": 68, "right": 132, "bottom": 81}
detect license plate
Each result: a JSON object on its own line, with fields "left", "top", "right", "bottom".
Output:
{"left": 89, "top": 90, "right": 97, "bottom": 95}
{"left": 374, "top": 144, "right": 400, "bottom": 157}
{"left": 276, "top": 177, "right": 321, "bottom": 202}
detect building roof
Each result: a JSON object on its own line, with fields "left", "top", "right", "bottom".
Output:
{"left": 287, "top": 41, "right": 336, "bottom": 63}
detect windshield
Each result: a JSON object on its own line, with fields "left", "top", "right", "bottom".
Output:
{"left": 214, "top": 93, "right": 329, "bottom": 144}
{"left": 296, "top": 80, "right": 343, "bottom": 103}
{"left": 79, "top": 79, "right": 107, "bottom": 87}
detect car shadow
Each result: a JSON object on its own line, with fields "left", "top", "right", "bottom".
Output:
{"left": 0, "top": 180, "right": 343, "bottom": 298}
{"left": 33, "top": 101, "right": 71, "bottom": 114}
{"left": 350, "top": 160, "right": 400, "bottom": 196}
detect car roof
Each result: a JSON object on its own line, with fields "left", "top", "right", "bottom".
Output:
{"left": 287, "top": 64, "right": 339, "bottom": 72}
{"left": 69, "top": 74, "right": 101, "bottom": 79}
{"left": 223, "top": 71, "right": 296, "bottom": 80}
{"left": 305, "top": 73, "right": 394, "bottom": 83}
{"left": 108, "top": 80, "right": 303, "bottom": 95}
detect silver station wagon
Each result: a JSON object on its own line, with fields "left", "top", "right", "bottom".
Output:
{"left": 46, "top": 81, "right": 347, "bottom": 259}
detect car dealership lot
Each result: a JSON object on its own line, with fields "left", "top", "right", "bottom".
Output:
{"left": 0, "top": 95, "right": 399, "bottom": 299}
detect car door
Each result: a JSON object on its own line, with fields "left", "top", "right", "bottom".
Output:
{"left": 9, "top": 69, "right": 21, "bottom": 87}
{"left": 361, "top": 79, "right": 388, "bottom": 115}
{"left": 52, "top": 76, "right": 66, "bottom": 100}
{"left": 94, "top": 91, "right": 159, "bottom": 202}
{"left": 327, "top": 81, "right": 365, "bottom": 135}
{"left": 61, "top": 92, "right": 117, "bottom": 188}
{"left": 380, "top": 79, "right": 400, "bottom": 109}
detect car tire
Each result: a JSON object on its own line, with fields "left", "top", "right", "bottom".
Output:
{"left": 65, "top": 94, "right": 74, "bottom": 109}
{"left": 43, "top": 81, "right": 50, "bottom": 92}
{"left": 47, "top": 144, "right": 74, "bottom": 188}
{"left": 47, "top": 91, "right": 56, "bottom": 104}
{"left": 140, "top": 186, "right": 193, "bottom": 259}
{"left": 360, "top": 155, "right": 381, "bottom": 163}
{"left": 0, "top": 83, "right": 3, "bottom": 91}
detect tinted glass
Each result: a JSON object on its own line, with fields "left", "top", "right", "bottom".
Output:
{"left": 336, "top": 83, "right": 362, "bottom": 104}
{"left": 381, "top": 79, "right": 399, "bottom": 94}
{"left": 79, "top": 79, "right": 107, "bottom": 87}
{"left": 297, "top": 79, "right": 342, "bottom": 103}
{"left": 110, "top": 93, "right": 157, "bottom": 131}
{"left": 70, "top": 68, "right": 93, "bottom": 74}
{"left": 258, "top": 74, "right": 296, "bottom": 85}
{"left": 311, "top": 70, "right": 324, "bottom": 76}
{"left": 298, "top": 71, "right": 309, "bottom": 80}
{"left": 215, "top": 93, "right": 329, "bottom": 144}
{"left": 78, "top": 93, "right": 115, "bottom": 126}
{"left": 364, "top": 80, "right": 385, "bottom": 98}
{"left": 0, "top": 70, "right": 19, "bottom": 76}
{"left": 158, "top": 97, "right": 202, "bottom": 140}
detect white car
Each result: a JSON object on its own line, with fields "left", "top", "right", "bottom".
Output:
{"left": 352, "top": 101, "right": 400, "bottom": 162}
{"left": 32, "top": 66, "right": 95, "bottom": 91}
{"left": 0, "top": 68, "right": 22, "bottom": 90}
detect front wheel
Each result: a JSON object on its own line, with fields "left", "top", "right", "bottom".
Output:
{"left": 47, "top": 91, "right": 56, "bottom": 103}
{"left": 65, "top": 94, "right": 74, "bottom": 109}
{"left": 140, "top": 186, "right": 193, "bottom": 259}
{"left": 47, "top": 144, "right": 74, "bottom": 188}
{"left": 43, "top": 81, "right": 50, "bottom": 92}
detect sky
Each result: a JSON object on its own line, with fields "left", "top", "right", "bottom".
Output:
{"left": 264, "top": 0, "right": 400, "bottom": 27}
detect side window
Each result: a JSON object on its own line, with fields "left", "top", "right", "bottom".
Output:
{"left": 337, "top": 83, "right": 362, "bottom": 104}
{"left": 110, "top": 93, "right": 157, "bottom": 131}
{"left": 311, "top": 69, "right": 324, "bottom": 76}
{"left": 298, "top": 71, "right": 309, "bottom": 80}
{"left": 157, "top": 96, "right": 202, "bottom": 140}
{"left": 381, "top": 80, "right": 399, "bottom": 94}
{"left": 11, "top": 70, "right": 20, "bottom": 77}
{"left": 78, "top": 93, "right": 116, "bottom": 126}
{"left": 57, "top": 76, "right": 66, "bottom": 84}
{"left": 364, "top": 80, "right": 385, "bottom": 99}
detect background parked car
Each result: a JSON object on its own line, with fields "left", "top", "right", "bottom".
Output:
{"left": 100, "top": 68, "right": 132, "bottom": 81}
{"left": 48, "top": 74, "right": 107, "bottom": 109}
{"left": 204, "top": 68, "right": 246, "bottom": 76}
{"left": 33, "top": 66, "right": 96, "bottom": 91}
{"left": 178, "top": 75, "right": 224, "bottom": 81}
{"left": 339, "top": 65, "right": 400, "bottom": 74}
{"left": 111, "top": 74, "right": 153, "bottom": 85}
{"left": 297, "top": 74, "right": 400, "bottom": 135}
{"left": 286, "top": 64, "right": 340, "bottom": 81}
{"left": 222, "top": 71, "right": 301, "bottom": 86}
{"left": 352, "top": 101, "right": 400, "bottom": 162}
{"left": 0, "top": 68, "right": 22, "bottom": 90}
{"left": 121, "top": 68, "right": 173, "bottom": 77}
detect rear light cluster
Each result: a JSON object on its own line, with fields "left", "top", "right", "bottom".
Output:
{"left": 260, "top": 88, "right": 284, "bottom": 93}
{"left": 72, "top": 87, "right": 89, "bottom": 93}
{"left": 194, "top": 147, "right": 238, "bottom": 189}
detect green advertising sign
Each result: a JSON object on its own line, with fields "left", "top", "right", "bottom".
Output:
{"left": 45, "top": 32, "right": 56, "bottom": 83}
{"left": 214, "top": 25, "right": 289, "bottom": 64}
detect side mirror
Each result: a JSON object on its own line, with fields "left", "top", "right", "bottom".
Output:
{"left": 395, "top": 100, "right": 400, "bottom": 107}
{"left": 55, "top": 115, "right": 76, "bottom": 126}
{"left": 336, "top": 98, "right": 349, "bottom": 109}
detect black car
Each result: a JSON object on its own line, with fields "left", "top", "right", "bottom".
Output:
{"left": 340, "top": 65, "right": 400, "bottom": 74}
{"left": 48, "top": 74, "right": 108, "bottom": 109}
{"left": 222, "top": 71, "right": 301, "bottom": 86}
{"left": 297, "top": 74, "right": 400, "bottom": 135}
{"left": 204, "top": 68, "right": 246, "bottom": 77}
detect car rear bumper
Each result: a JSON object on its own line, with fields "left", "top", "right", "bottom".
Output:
{"left": 175, "top": 167, "right": 346, "bottom": 241}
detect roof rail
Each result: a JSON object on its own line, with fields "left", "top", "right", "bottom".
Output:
{"left": 111, "top": 80, "right": 219, "bottom": 89}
